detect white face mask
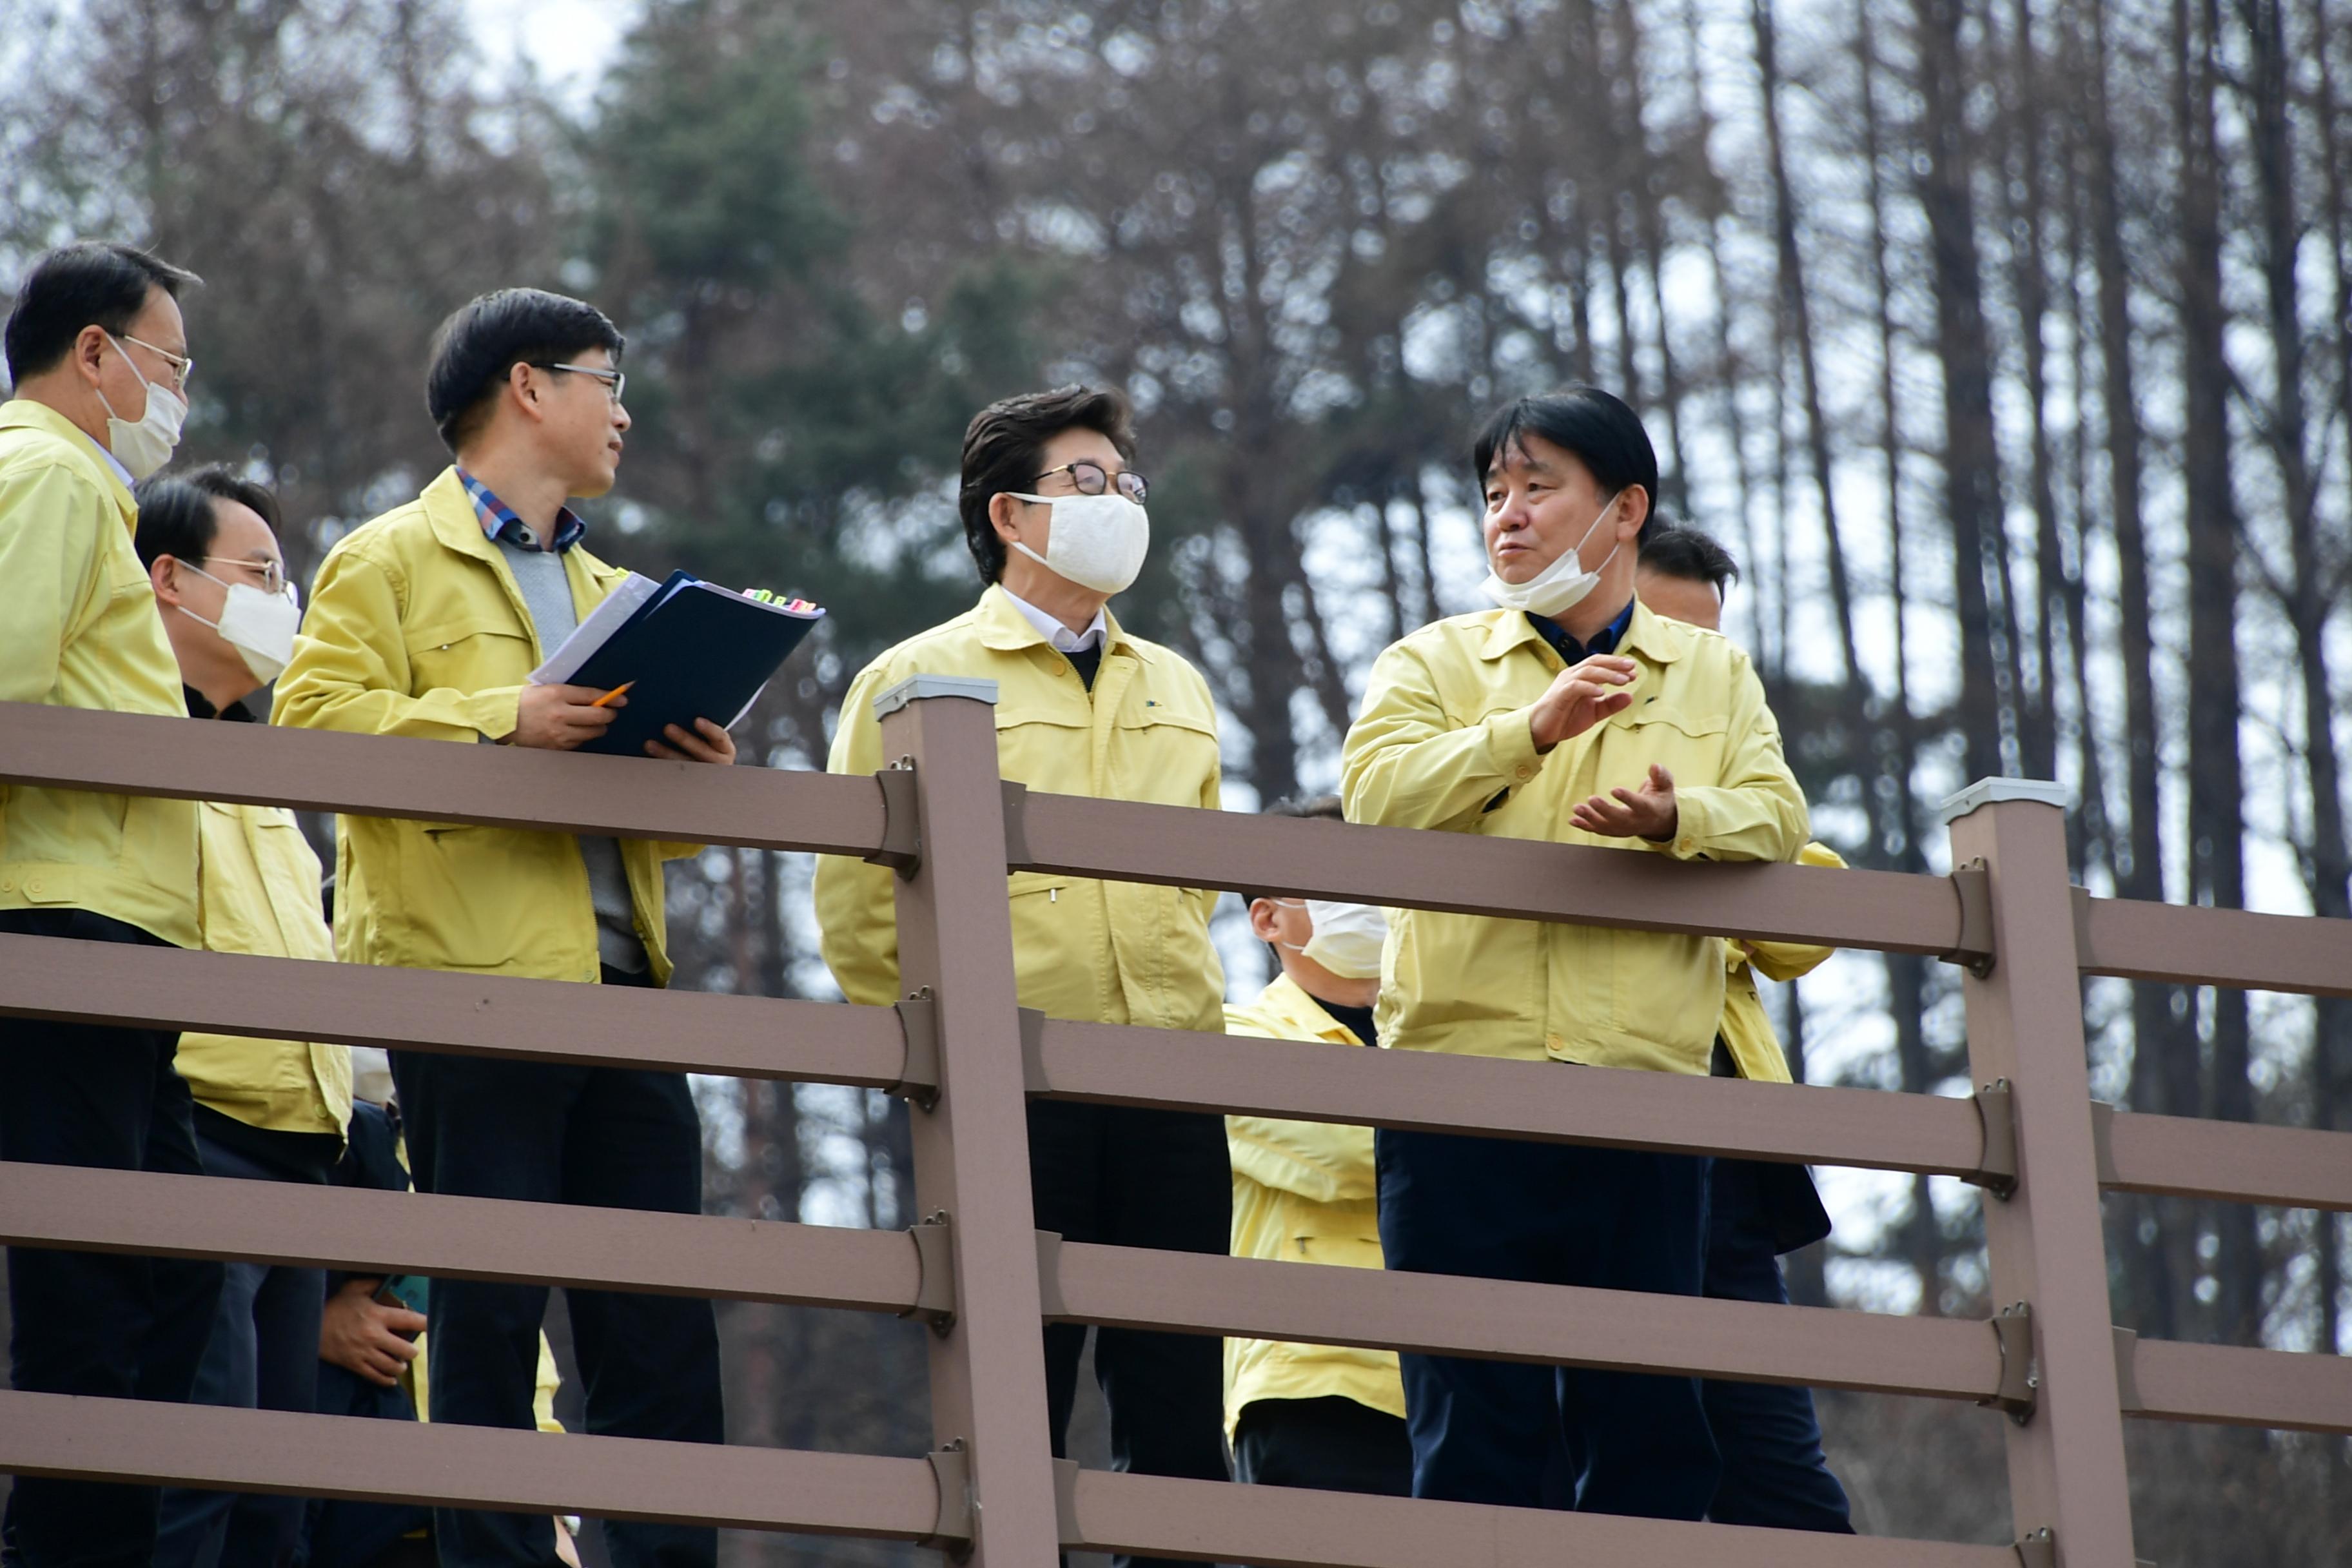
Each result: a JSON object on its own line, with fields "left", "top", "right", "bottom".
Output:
{"left": 1007, "top": 491, "right": 1150, "bottom": 596}
{"left": 1481, "top": 489, "right": 1623, "bottom": 620}
{"left": 1280, "top": 898, "right": 1389, "bottom": 981}
{"left": 95, "top": 331, "right": 188, "bottom": 481}
{"left": 179, "top": 564, "right": 302, "bottom": 683}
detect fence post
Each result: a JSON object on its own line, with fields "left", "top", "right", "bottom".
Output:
{"left": 1942, "top": 779, "right": 2138, "bottom": 1566}
{"left": 877, "top": 677, "right": 1061, "bottom": 1565}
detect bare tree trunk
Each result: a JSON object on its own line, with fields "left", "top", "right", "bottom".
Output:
{"left": 1912, "top": 0, "right": 2013, "bottom": 782}
{"left": 2081, "top": 0, "right": 2184, "bottom": 1340}
{"left": 1753, "top": 0, "right": 1866, "bottom": 703}
{"left": 2307, "top": 0, "right": 2352, "bottom": 1363}
{"left": 2175, "top": 0, "right": 2258, "bottom": 1346}
{"left": 2244, "top": 0, "right": 2352, "bottom": 1366}
{"left": 1857, "top": 0, "right": 1947, "bottom": 1312}
{"left": 1609, "top": 0, "right": 1694, "bottom": 514}
{"left": 1999, "top": 0, "right": 2064, "bottom": 787}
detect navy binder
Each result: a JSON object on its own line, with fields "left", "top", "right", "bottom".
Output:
{"left": 556, "top": 572, "right": 824, "bottom": 758}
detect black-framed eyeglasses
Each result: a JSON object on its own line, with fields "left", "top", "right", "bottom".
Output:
{"left": 1033, "top": 460, "right": 1148, "bottom": 504}
{"left": 532, "top": 362, "right": 627, "bottom": 404}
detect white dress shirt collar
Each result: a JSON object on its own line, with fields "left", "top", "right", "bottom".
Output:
{"left": 1002, "top": 587, "right": 1108, "bottom": 654}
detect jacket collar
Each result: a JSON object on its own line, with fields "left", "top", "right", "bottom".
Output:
{"left": 420, "top": 466, "right": 622, "bottom": 585}
{"left": 1472, "top": 598, "right": 1687, "bottom": 665}
{"left": 0, "top": 398, "right": 136, "bottom": 527}
{"left": 974, "top": 582, "right": 1153, "bottom": 663}
{"left": 1256, "top": 972, "right": 1369, "bottom": 1045}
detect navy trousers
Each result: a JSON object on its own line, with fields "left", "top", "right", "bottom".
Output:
{"left": 1701, "top": 1159, "right": 1853, "bottom": 1532}
{"left": 153, "top": 1131, "right": 328, "bottom": 1568}
{"left": 0, "top": 908, "right": 224, "bottom": 1568}
{"left": 391, "top": 970, "right": 721, "bottom": 1568}
{"left": 1375, "top": 1126, "right": 1718, "bottom": 1518}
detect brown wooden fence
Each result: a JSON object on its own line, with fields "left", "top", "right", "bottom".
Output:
{"left": 1, "top": 680, "right": 2347, "bottom": 1567}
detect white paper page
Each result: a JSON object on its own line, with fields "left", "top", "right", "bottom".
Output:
{"left": 528, "top": 572, "right": 662, "bottom": 685}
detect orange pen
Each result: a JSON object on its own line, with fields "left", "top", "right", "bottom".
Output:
{"left": 589, "top": 681, "right": 635, "bottom": 709}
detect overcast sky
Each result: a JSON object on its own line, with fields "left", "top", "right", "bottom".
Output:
{"left": 464, "top": 0, "right": 632, "bottom": 106}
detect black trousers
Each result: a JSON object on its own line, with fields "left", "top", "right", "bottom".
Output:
{"left": 1233, "top": 1396, "right": 1414, "bottom": 1497}
{"left": 391, "top": 967, "right": 721, "bottom": 1568}
{"left": 154, "top": 1130, "right": 329, "bottom": 1568}
{"left": 1028, "top": 1099, "right": 1231, "bottom": 1568}
{"left": 0, "top": 908, "right": 225, "bottom": 1568}
{"left": 1701, "top": 1159, "right": 1853, "bottom": 1531}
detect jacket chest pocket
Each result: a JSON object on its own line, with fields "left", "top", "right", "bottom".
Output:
{"left": 1605, "top": 700, "right": 1729, "bottom": 774}
{"left": 405, "top": 612, "right": 536, "bottom": 694}
{"left": 1111, "top": 705, "right": 1219, "bottom": 805}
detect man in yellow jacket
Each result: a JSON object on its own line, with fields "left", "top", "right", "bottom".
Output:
{"left": 1638, "top": 524, "right": 1854, "bottom": 1533}
{"left": 815, "top": 386, "right": 1230, "bottom": 1566}
{"left": 129, "top": 467, "right": 358, "bottom": 1568}
{"left": 1341, "top": 387, "right": 1808, "bottom": 1520}
{"left": 0, "top": 242, "right": 224, "bottom": 1568}
{"left": 1223, "top": 797, "right": 1412, "bottom": 1497}
{"left": 274, "top": 288, "right": 731, "bottom": 1568}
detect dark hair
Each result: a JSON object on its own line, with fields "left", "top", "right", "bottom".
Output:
{"left": 1638, "top": 525, "right": 1741, "bottom": 598}
{"left": 426, "top": 288, "right": 623, "bottom": 453}
{"left": 1469, "top": 386, "right": 1662, "bottom": 544}
{"left": 958, "top": 384, "right": 1137, "bottom": 585}
{"left": 133, "top": 464, "right": 283, "bottom": 573}
{"left": 5, "top": 243, "right": 200, "bottom": 386}
{"left": 1237, "top": 794, "right": 1346, "bottom": 910}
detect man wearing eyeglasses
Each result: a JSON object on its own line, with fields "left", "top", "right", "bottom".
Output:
{"left": 815, "top": 385, "right": 1234, "bottom": 1567}
{"left": 274, "top": 288, "right": 728, "bottom": 1568}
{"left": 129, "top": 466, "right": 355, "bottom": 1568}
{"left": 0, "top": 240, "right": 225, "bottom": 1568}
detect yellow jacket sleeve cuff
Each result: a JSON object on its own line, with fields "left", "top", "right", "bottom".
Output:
{"left": 462, "top": 685, "right": 525, "bottom": 743}
{"left": 1482, "top": 703, "right": 1546, "bottom": 787}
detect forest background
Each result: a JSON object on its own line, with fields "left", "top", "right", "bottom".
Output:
{"left": 1, "top": 0, "right": 2347, "bottom": 1560}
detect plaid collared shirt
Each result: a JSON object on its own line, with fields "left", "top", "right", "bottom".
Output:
{"left": 456, "top": 466, "right": 587, "bottom": 554}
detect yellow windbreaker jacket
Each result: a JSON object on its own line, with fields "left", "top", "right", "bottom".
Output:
{"left": 1341, "top": 601, "right": 1808, "bottom": 1073}
{"left": 273, "top": 468, "right": 693, "bottom": 984}
{"left": 0, "top": 400, "right": 197, "bottom": 947}
{"left": 177, "top": 799, "right": 353, "bottom": 1139}
{"left": 1718, "top": 841, "right": 1847, "bottom": 1083}
{"left": 814, "top": 585, "right": 1226, "bottom": 1030}
{"left": 1222, "top": 974, "right": 1406, "bottom": 1436}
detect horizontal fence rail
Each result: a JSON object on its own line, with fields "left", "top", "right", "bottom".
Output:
{"left": 1032, "top": 1017, "right": 2003, "bottom": 1179}
{"left": 0, "top": 702, "right": 887, "bottom": 856}
{"left": 0, "top": 1163, "right": 925, "bottom": 1315}
{"left": 0, "top": 1392, "right": 949, "bottom": 1543}
{"left": 1010, "top": 788, "right": 1986, "bottom": 958}
{"left": 0, "top": 934, "right": 912, "bottom": 1090}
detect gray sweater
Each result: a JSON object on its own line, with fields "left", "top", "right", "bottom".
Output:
{"left": 498, "top": 540, "right": 647, "bottom": 975}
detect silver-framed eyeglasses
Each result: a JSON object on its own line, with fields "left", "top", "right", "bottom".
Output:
{"left": 1032, "top": 460, "right": 1148, "bottom": 504}
{"left": 533, "top": 362, "right": 627, "bottom": 404}
{"left": 201, "top": 556, "right": 288, "bottom": 595}
{"left": 118, "top": 333, "right": 193, "bottom": 391}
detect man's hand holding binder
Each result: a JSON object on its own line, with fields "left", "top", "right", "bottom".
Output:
{"left": 509, "top": 682, "right": 736, "bottom": 763}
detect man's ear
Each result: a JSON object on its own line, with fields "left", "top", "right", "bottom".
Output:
{"left": 150, "top": 554, "right": 184, "bottom": 607}
{"left": 74, "top": 325, "right": 109, "bottom": 386}
{"left": 1614, "top": 485, "right": 1651, "bottom": 540}
{"left": 989, "top": 491, "right": 1024, "bottom": 544}
{"left": 507, "top": 361, "right": 545, "bottom": 426}
{"left": 1246, "top": 897, "right": 1282, "bottom": 943}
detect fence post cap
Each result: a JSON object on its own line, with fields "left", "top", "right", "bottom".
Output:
{"left": 1937, "top": 777, "right": 2068, "bottom": 825}
{"left": 874, "top": 674, "right": 1000, "bottom": 719}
